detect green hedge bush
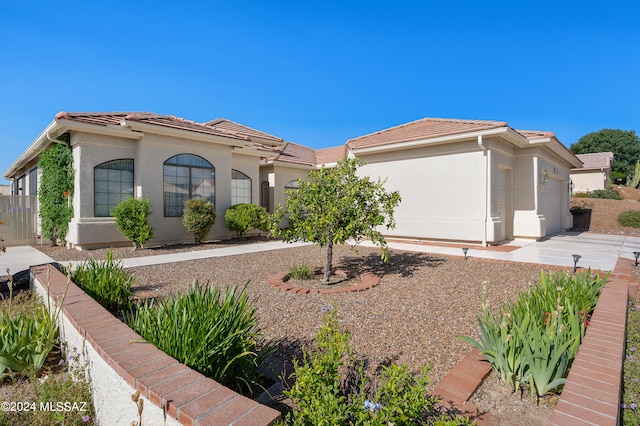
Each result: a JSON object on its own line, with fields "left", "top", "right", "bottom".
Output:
{"left": 618, "top": 210, "right": 640, "bottom": 228}
{"left": 225, "top": 203, "right": 268, "bottom": 239}
{"left": 112, "top": 197, "right": 155, "bottom": 250}
{"left": 183, "top": 198, "right": 216, "bottom": 244}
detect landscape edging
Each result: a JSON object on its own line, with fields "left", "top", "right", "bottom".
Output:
{"left": 30, "top": 263, "right": 280, "bottom": 426}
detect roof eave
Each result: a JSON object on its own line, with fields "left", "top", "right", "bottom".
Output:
{"left": 349, "top": 127, "right": 525, "bottom": 154}
{"left": 121, "top": 120, "right": 254, "bottom": 147}
{"left": 3, "top": 120, "right": 59, "bottom": 179}
{"left": 527, "top": 136, "right": 583, "bottom": 168}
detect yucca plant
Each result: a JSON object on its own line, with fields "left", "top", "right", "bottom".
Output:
{"left": 70, "top": 249, "right": 135, "bottom": 313}
{"left": 0, "top": 270, "right": 64, "bottom": 379}
{"left": 125, "top": 281, "right": 269, "bottom": 394}
{"left": 461, "top": 270, "right": 606, "bottom": 400}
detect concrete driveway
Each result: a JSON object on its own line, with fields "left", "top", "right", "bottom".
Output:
{"left": 374, "top": 232, "right": 640, "bottom": 272}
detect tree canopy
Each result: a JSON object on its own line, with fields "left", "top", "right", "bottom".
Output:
{"left": 570, "top": 129, "right": 640, "bottom": 181}
{"left": 270, "top": 158, "right": 401, "bottom": 283}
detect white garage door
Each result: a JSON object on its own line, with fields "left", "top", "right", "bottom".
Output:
{"left": 540, "top": 178, "right": 562, "bottom": 235}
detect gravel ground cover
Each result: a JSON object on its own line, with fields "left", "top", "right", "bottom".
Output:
{"left": 35, "top": 243, "right": 545, "bottom": 386}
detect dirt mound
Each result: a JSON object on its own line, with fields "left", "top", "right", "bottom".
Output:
{"left": 571, "top": 186, "right": 640, "bottom": 234}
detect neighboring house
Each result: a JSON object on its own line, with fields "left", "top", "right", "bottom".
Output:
{"left": 570, "top": 152, "right": 614, "bottom": 193}
{"left": 0, "top": 185, "right": 10, "bottom": 196}
{"left": 4, "top": 112, "right": 581, "bottom": 249}
{"left": 3, "top": 112, "right": 283, "bottom": 249}
{"left": 343, "top": 118, "right": 582, "bottom": 245}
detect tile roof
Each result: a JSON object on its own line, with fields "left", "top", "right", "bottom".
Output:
{"left": 515, "top": 129, "right": 557, "bottom": 139}
{"left": 55, "top": 112, "right": 262, "bottom": 142}
{"left": 346, "top": 117, "right": 510, "bottom": 150}
{"left": 316, "top": 145, "right": 346, "bottom": 165}
{"left": 270, "top": 141, "right": 317, "bottom": 166}
{"left": 204, "top": 118, "right": 284, "bottom": 144}
{"left": 575, "top": 152, "right": 614, "bottom": 169}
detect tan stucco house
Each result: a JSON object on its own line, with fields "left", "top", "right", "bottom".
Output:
{"left": 570, "top": 152, "right": 613, "bottom": 193}
{"left": 4, "top": 112, "right": 284, "bottom": 249}
{"left": 4, "top": 113, "right": 581, "bottom": 249}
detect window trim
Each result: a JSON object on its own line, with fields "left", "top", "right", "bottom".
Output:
{"left": 94, "top": 158, "right": 134, "bottom": 217}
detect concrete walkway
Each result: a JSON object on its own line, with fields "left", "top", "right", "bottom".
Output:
{"left": 3, "top": 232, "right": 640, "bottom": 275}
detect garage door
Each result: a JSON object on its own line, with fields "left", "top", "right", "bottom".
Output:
{"left": 540, "top": 178, "right": 562, "bottom": 235}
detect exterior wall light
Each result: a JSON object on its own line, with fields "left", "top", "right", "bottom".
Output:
{"left": 572, "top": 254, "right": 581, "bottom": 273}
{"left": 634, "top": 251, "right": 640, "bottom": 267}
{"left": 539, "top": 169, "right": 549, "bottom": 192}
{"left": 569, "top": 180, "right": 575, "bottom": 196}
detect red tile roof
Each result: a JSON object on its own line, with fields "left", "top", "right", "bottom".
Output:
{"left": 316, "top": 145, "right": 346, "bottom": 165}
{"left": 270, "top": 141, "right": 317, "bottom": 166}
{"left": 204, "top": 118, "right": 284, "bottom": 144}
{"left": 346, "top": 118, "right": 510, "bottom": 150}
{"left": 55, "top": 112, "right": 267, "bottom": 142}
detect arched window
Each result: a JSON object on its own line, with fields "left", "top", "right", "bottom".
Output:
{"left": 260, "top": 181, "right": 270, "bottom": 211}
{"left": 163, "top": 154, "right": 215, "bottom": 217}
{"left": 94, "top": 159, "right": 134, "bottom": 217}
{"left": 231, "top": 170, "right": 251, "bottom": 205}
{"left": 284, "top": 180, "right": 299, "bottom": 191}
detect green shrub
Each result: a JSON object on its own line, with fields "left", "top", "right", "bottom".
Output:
{"left": 572, "top": 192, "right": 591, "bottom": 198}
{"left": 182, "top": 198, "right": 216, "bottom": 244}
{"left": 125, "top": 281, "right": 268, "bottom": 394}
{"left": 572, "top": 188, "right": 623, "bottom": 200}
{"left": 618, "top": 210, "right": 640, "bottom": 228}
{"left": 70, "top": 249, "right": 134, "bottom": 313}
{"left": 461, "top": 270, "right": 606, "bottom": 400}
{"left": 590, "top": 188, "right": 623, "bottom": 200}
{"left": 112, "top": 197, "right": 155, "bottom": 250}
{"left": 38, "top": 140, "right": 74, "bottom": 246}
{"left": 0, "top": 280, "right": 61, "bottom": 380}
{"left": 224, "top": 203, "right": 268, "bottom": 239}
{"left": 289, "top": 263, "right": 311, "bottom": 280}
{"left": 282, "top": 308, "right": 473, "bottom": 425}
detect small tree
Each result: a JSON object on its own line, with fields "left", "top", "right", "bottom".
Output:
{"left": 270, "top": 158, "right": 401, "bottom": 283}
{"left": 112, "top": 197, "right": 155, "bottom": 250}
{"left": 38, "top": 141, "right": 74, "bottom": 246}
{"left": 225, "top": 203, "right": 268, "bottom": 239}
{"left": 182, "top": 198, "right": 216, "bottom": 244}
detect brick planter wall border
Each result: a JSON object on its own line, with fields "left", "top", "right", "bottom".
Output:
{"left": 266, "top": 270, "right": 380, "bottom": 294}
{"left": 30, "top": 264, "right": 280, "bottom": 426}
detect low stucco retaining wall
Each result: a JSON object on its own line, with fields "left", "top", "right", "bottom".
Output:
{"left": 30, "top": 263, "right": 280, "bottom": 426}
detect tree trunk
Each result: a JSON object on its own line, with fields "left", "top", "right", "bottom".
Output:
{"left": 323, "top": 241, "right": 333, "bottom": 284}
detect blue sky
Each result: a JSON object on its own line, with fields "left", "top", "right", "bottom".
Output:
{"left": 1, "top": 1, "right": 638, "bottom": 185}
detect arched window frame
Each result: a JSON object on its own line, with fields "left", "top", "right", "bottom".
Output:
{"left": 260, "top": 180, "right": 270, "bottom": 211}
{"left": 163, "top": 154, "right": 215, "bottom": 217}
{"left": 231, "top": 169, "right": 252, "bottom": 205}
{"left": 94, "top": 159, "right": 134, "bottom": 217}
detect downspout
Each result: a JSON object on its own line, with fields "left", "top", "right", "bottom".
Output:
{"left": 478, "top": 135, "right": 488, "bottom": 247}
{"left": 46, "top": 132, "right": 67, "bottom": 144}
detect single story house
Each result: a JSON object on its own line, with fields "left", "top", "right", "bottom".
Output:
{"left": 570, "top": 152, "right": 613, "bottom": 193}
{"left": 4, "top": 113, "right": 581, "bottom": 249}
{"left": 4, "top": 112, "right": 284, "bottom": 249}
